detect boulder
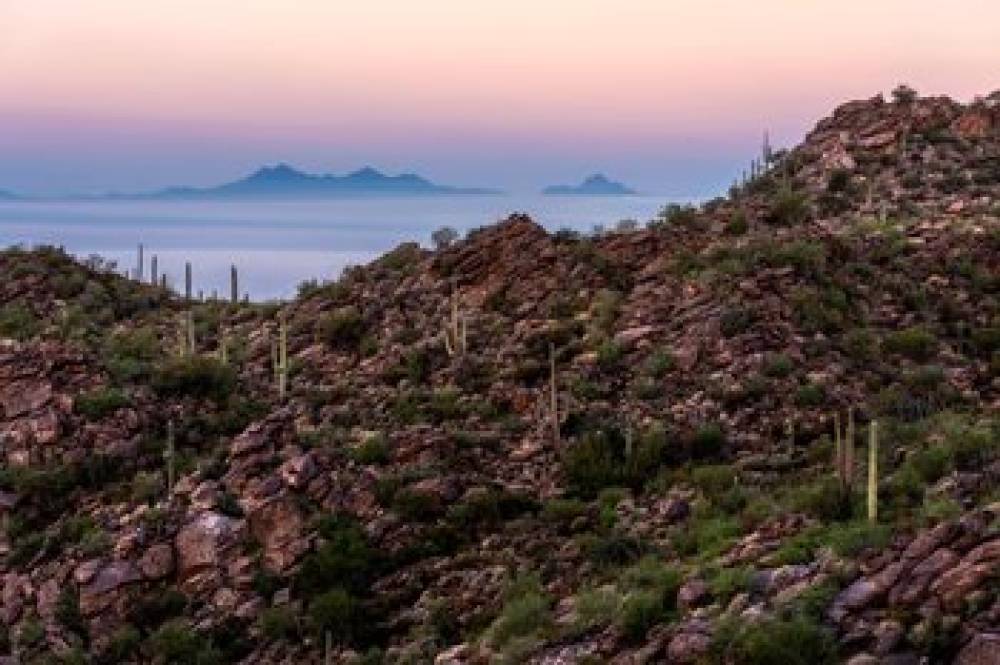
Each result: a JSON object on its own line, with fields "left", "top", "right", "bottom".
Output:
{"left": 955, "top": 633, "right": 1000, "bottom": 665}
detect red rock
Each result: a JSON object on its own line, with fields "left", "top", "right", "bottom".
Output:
{"left": 248, "top": 495, "right": 306, "bottom": 573}
{"left": 139, "top": 542, "right": 175, "bottom": 580}
{"left": 955, "top": 633, "right": 1000, "bottom": 665}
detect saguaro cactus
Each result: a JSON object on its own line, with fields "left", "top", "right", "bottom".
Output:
{"left": 164, "top": 419, "right": 176, "bottom": 493}
{"left": 549, "top": 342, "right": 560, "bottom": 447}
{"left": 151, "top": 255, "right": 158, "bottom": 285}
{"left": 230, "top": 265, "right": 239, "bottom": 304}
{"left": 218, "top": 325, "right": 229, "bottom": 364}
{"left": 272, "top": 316, "right": 288, "bottom": 399}
{"left": 868, "top": 419, "right": 879, "bottom": 523}
{"left": 185, "top": 262, "right": 193, "bottom": 300}
{"left": 177, "top": 311, "right": 196, "bottom": 356}
{"left": 443, "top": 279, "right": 468, "bottom": 356}
{"left": 846, "top": 408, "right": 856, "bottom": 490}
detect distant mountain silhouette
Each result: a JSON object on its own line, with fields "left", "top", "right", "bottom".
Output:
{"left": 542, "top": 174, "right": 636, "bottom": 196}
{"left": 126, "top": 164, "right": 501, "bottom": 199}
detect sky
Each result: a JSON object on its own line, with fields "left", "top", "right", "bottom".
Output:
{"left": 2, "top": 0, "right": 999, "bottom": 197}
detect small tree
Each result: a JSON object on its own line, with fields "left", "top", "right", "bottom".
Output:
{"left": 431, "top": 226, "right": 459, "bottom": 250}
{"left": 891, "top": 84, "right": 918, "bottom": 104}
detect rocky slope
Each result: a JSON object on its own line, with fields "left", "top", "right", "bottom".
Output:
{"left": 0, "top": 90, "right": 998, "bottom": 664}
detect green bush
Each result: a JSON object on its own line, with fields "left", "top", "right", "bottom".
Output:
{"left": 885, "top": 326, "right": 937, "bottom": 361}
{"left": 673, "top": 515, "right": 739, "bottom": 558}
{"left": 101, "top": 625, "right": 141, "bottom": 662}
{"left": 766, "top": 188, "right": 812, "bottom": 226}
{"left": 260, "top": 605, "right": 298, "bottom": 641}
{"left": 720, "top": 306, "right": 754, "bottom": 337}
{"left": 0, "top": 303, "right": 40, "bottom": 340}
{"left": 316, "top": 306, "right": 365, "bottom": 350}
{"left": 794, "top": 383, "right": 826, "bottom": 407}
{"left": 148, "top": 619, "right": 221, "bottom": 664}
{"left": 487, "top": 575, "right": 551, "bottom": 649}
{"left": 789, "top": 477, "right": 853, "bottom": 522}
{"left": 309, "top": 587, "right": 359, "bottom": 641}
{"left": 762, "top": 353, "right": 794, "bottom": 378}
{"left": 75, "top": 387, "right": 129, "bottom": 420}
{"left": 708, "top": 566, "right": 754, "bottom": 604}
{"left": 562, "top": 424, "right": 671, "bottom": 497}
{"left": 691, "top": 422, "right": 727, "bottom": 460}
{"left": 351, "top": 434, "right": 391, "bottom": 465}
{"left": 711, "top": 615, "right": 837, "bottom": 665}
{"left": 616, "top": 557, "right": 682, "bottom": 641}
{"left": 295, "top": 515, "right": 377, "bottom": 597}
{"left": 104, "top": 327, "right": 161, "bottom": 383}
{"left": 152, "top": 356, "right": 235, "bottom": 401}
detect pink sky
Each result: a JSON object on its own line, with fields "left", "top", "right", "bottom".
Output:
{"left": 2, "top": 0, "right": 999, "bottom": 195}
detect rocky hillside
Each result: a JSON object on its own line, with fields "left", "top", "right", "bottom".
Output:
{"left": 0, "top": 90, "right": 997, "bottom": 664}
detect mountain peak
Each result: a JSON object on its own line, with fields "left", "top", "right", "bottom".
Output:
{"left": 543, "top": 173, "right": 636, "bottom": 196}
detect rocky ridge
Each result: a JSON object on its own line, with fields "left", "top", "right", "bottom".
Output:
{"left": 0, "top": 90, "right": 997, "bottom": 664}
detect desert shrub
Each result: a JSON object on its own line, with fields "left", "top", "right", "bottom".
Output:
{"left": 309, "top": 587, "right": 359, "bottom": 642}
{"left": 789, "top": 477, "right": 853, "bottom": 522}
{"left": 617, "top": 557, "right": 682, "bottom": 641}
{"left": 766, "top": 188, "right": 812, "bottom": 226}
{"left": 100, "top": 625, "right": 141, "bottom": 663}
{"left": 720, "top": 306, "right": 754, "bottom": 337}
{"left": 316, "top": 306, "right": 365, "bottom": 350}
{"left": 562, "top": 424, "right": 671, "bottom": 497}
{"left": 260, "top": 606, "right": 298, "bottom": 641}
{"left": 691, "top": 465, "right": 738, "bottom": 500}
{"left": 392, "top": 488, "right": 441, "bottom": 521}
{"left": 653, "top": 204, "right": 701, "bottom": 228}
{"left": 708, "top": 566, "right": 754, "bottom": 604}
{"left": 446, "top": 489, "right": 537, "bottom": 529}
{"left": 573, "top": 586, "right": 622, "bottom": 633}
{"left": 486, "top": 575, "right": 552, "bottom": 649}
{"left": 794, "top": 383, "right": 826, "bottom": 407}
{"left": 75, "top": 387, "right": 129, "bottom": 420}
{"left": 431, "top": 226, "right": 459, "bottom": 249}
{"left": 762, "top": 353, "right": 794, "bottom": 378}
{"left": 595, "top": 340, "right": 624, "bottom": 370}
{"left": 152, "top": 356, "right": 235, "bottom": 401}
{"left": 690, "top": 422, "right": 727, "bottom": 460}
{"left": 842, "top": 328, "right": 878, "bottom": 362}
{"left": 885, "top": 326, "right": 937, "bottom": 361}
{"left": 712, "top": 615, "right": 837, "bottom": 665}
{"left": 148, "top": 619, "right": 221, "bottom": 664}
{"left": 104, "top": 326, "right": 160, "bottom": 383}
{"left": 580, "top": 531, "right": 646, "bottom": 567}
{"left": 295, "top": 515, "right": 378, "bottom": 597}
{"left": 971, "top": 326, "right": 1000, "bottom": 357}
{"left": 892, "top": 84, "right": 918, "bottom": 103}
{"left": 673, "top": 515, "right": 740, "bottom": 558}
{"left": 644, "top": 350, "right": 675, "bottom": 377}
{"left": 540, "top": 498, "right": 589, "bottom": 529}
{"left": 0, "top": 303, "right": 39, "bottom": 340}
{"left": 725, "top": 211, "right": 749, "bottom": 235}
{"left": 351, "top": 433, "right": 390, "bottom": 465}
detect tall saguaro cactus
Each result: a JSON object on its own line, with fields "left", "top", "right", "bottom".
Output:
{"left": 151, "top": 255, "right": 158, "bottom": 286}
{"left": 868, "top": 419, "right": 879, "bottom": 523}
{"left": 177, "top": 311, "right": 196, "bottom": 357}
{"left": 230, "top": 264, "right": 239, "bottom": 304}
{"left": 165, "top": 419, "right": 176, "bottom": 493}
{"left": 185, "top": 262, "right": 193, "bottom": 300}
{"left": 443, "top": 279, "right": 468, "bottom": 356}
{"left": 218, "top": 325, "right": 229, "bottom": 364}
{"left": 549, "top": 342, "right": 560, "bottom": 447}
{"left": 272, "top": 316, "right": 289, "bottom": 399}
